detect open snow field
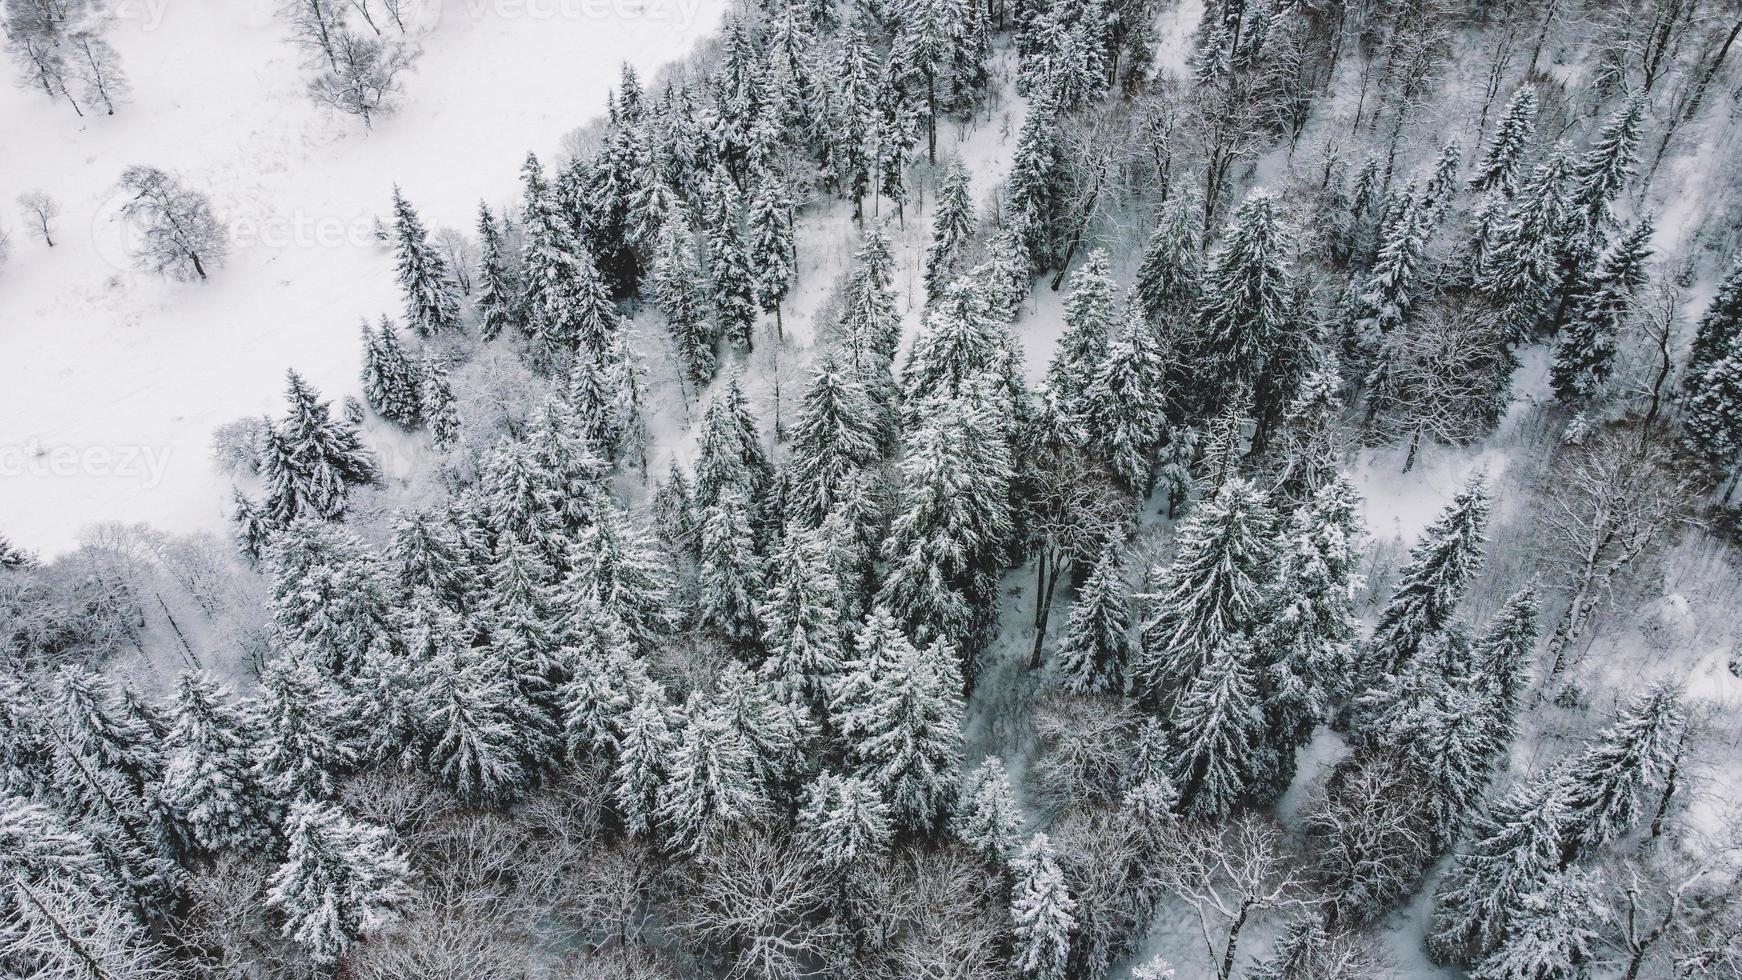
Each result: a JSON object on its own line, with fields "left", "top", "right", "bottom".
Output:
{"left": 0, "top": 0, "right": 725, "bottom": 555}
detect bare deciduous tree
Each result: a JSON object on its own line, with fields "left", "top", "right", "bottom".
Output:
{"left": 680, "top": 831, "right": 838, "bottom": 980}
{"left": 1536, "top": 426, "right": 1703, "bottom": 675}
{"left": 1149, "top": 814, "right": 1313, "bottom": 980}
{"left": 117, "top": 165, "right": 227, "bottom": 281}
{"left": 18, "top": 190, "right": 59, "bottom": 246}
{"left": 1301, "top": 749, "right": 1437, "bottom": 925}
{"left": 307, "top": 31, "right": 418, "bottom": 130}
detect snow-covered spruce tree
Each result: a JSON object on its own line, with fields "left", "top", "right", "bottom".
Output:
{"left": 712, "top": 661, "right": 816, "bottom": 805}
{"left": 1551, "top": 216, "right": 1654, "bottom": 403}
{"left": 696, "top": 491, "right": 767, "bottom": 652}
{"left": 1167, "top": 632, "right": 1270, "bottom": 819}
{"left": 1256, "top": 475, "right": 1364, "bottom": 786}
{"left": 612, "top": 695, "right": 675, "bottom": 840}
{"left": 1685, "top": 258, "right": 1742, "bottom": 384}
{"left": 1086, "top": 302, "right": 1172, "bottom": 495}
{"left": 842, "top": 223, "right": 902, "bottom": 367}
{"left": 1428, "top": 772, "right": 1572, "bottom": 964}
{"left": 1009, "top": 832, "right": 1078, "bottom": 980}
{"left": 1471, "top": 581, "right": 1540, "bottom": 751}
{"left": 925, "top": 157, "right": 976, "bottom": 301}
{"left": 1681, "top": 330, "right": 1742, "bottom": 476}
{"left": 1468, "top": 86, "right": 1538, "bottom": 195}
{"left": 1130, "top": 476, "right": 1276, "bottom": 707}
{"left": 254, "top": 655, "right": 356, "bottom": 801}
{"left": 359, "top": 316, "right": 421, "bottom": 426}
{"left": 759, "top": 524, "right": 847, "bottom": 718}
{"left": 1136, "top": 189, "right": 1203, "bottom": 325}
{"left": 1052, "top": 543, "right": 1133, "bottom": 695}
{"left": 1004, "top": 88, "right": 1065, "bottom": 269}
{"left": 1350, "top": 183, "right": 1433, "bottom": 350}
{"left": 844, "top": 634, "right": 965, "bottom": 835}
{"left": 50, "top": 668, "right": 163, "bottom": 805}
{"left": 878, "top": 385, "right": 1014, "bottom": 655}
{"left": 1567, "top": 92, "right": 1645, "bottom": 235}
{"left": 703, "top": 165, "right": 758, "bottom": 351}
{"left": 832, "top": 27, "right": 878, "bottom": 220}
{"left": 1042, "top": 249, "right": 1118, "bottom": 443}
{"left": 829, "top": 606, "right": 913, "bottom": 744}
{"left": 267, "top": 799, "right": 412, "bottom": 969}
{"left": 261, "top": 370, "right": 377, "bottom": 525}
{"left": 1558, "top": 681, "right": 1686, "bottom": 854}
{"left": 1363, "top": 471, "right": 1489, "bottom": 681}
{"left": 693, "top": 371, "right": 774, "bottom": 513}
{"left": 163, "top": 672, "right": 276, "bottom": 855}
{"left": 786, "top": 350, "right": 882, "bottom": 525}
{"left": 749, "top": 169, "right": 796, "bottom": 336}
{"left": 418, "top": 350, "right": 460, "bottom": 450}
{"left": 658, "top": 693, "right": 768, "bottom": 855}
{"left": 1467, "top": 868, "right": 1607, "bottom": 980}
{"left": 1190, "top": 189, "right": 1300, "bottom": 445}
{"left": 562, "top": 504, "right": 674, "bottom": 652}
{"left": 652, "top": 210, "right": 717, "bottom": 385}
{"left": 1477, "top": 146, "right": 1573, "bottom": 339}
{"left": 797, "top": 770, "right": 893, "bottom": 872}
{"left": 423, "top": 646, "right": 530, "bottom": 807}
{"left": 391, "top": 186, "right": 462, "bottom": 337}
{"left": 266, "top": 519, "right": 395, "bottom": 677}
{"left": 474, "top": 202, "right": 520, "bottom": 343}
{"left": 954, "top": 754, "right": 1023, "bottom": 868}
{"left": 900, "top": 274, "right": 1011, "bottom": 416}
{"left": 520, "top": 153, "right": 613, "bottom": 371}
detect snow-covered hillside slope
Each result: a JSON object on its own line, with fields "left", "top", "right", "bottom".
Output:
{"left": 0, "top": 0, "right": 724, "bottom": 554}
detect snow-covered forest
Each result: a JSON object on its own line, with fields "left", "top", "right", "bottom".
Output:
{"left": 4, "top": 0, "right": 1742, "bottom": 976}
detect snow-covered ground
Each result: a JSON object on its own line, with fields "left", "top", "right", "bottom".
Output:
{"left": 0, "top": 0, "right": 725, "bottom": 555}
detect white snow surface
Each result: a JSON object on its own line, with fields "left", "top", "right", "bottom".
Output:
{"left": 0, "top": 0, "right": 725, "bottom": 555}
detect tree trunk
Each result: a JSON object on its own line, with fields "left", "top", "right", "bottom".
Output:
{"left": 1219, "top": 900, "right": 1254, "bottom": 980}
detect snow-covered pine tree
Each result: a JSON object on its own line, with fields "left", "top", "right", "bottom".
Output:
{"left": 1364, "top": 472, "right": 1489, "bottom": 680}
{"left": 1052, "top": 543, "right": 1133, "bottom": 694}
{"left": 359, "top": 316, "right": 421, "bottom": 426}
{"left": 1682, "top": 340, "right": 1742, "bottom": 473}
{"left": 1130, "top": 476, "right": 1276, "bottom": 707}
{"left": 1468, "top": 869, "right": 1607, "bottom": 980}
{"left": 1256, "top": 476, "right": 1364, "bottom": 785}
{"left": 1551, "top": 216, "right": 1654, "bottom": 403}
{"left": 1086, "top": 302, "right": 1171, "bottom": 494}
{"left": 696, "top": 491, "right": 767, "bottom": 651}
{"left": 612, "top": 694, "right": 675, "bottom": 839}
{"left": 833, "top": 27, "right": 878, "bottom": 219}
{"left": 1468, "top": 86, "right": 1538, "bottom": 195}
{"left": 1167, "top": 632, "right": 1269, "bottom": 818}
{"left": 1685, "top": 258, "right": 1742, "bottom": 384}
{"left": 1042, "top": 249, "right": 1118, "bottom": 443}
{"left": 1558, "top": 681, "right": 1685, "bottom": 854}
{"left": 1191, "top": 189, "right": 1299, "bottom": 443}
{"left": 1567, "top": 92, "right": 1645, "bottom": 234}
{"left": 562, "top": 505, "right": 674, "bottom": 652}
{"left": 703, "top": 165, "right": 758, "bottom": 350}
{"left": 267, "top": 799, "right": 412, "bottom": 968}
{"left": 846, "top": 634, "right": 965, "bottom": 834}
{"left": 1428, "top": 772, "right": 1572, "bottom": 964}
{"left": 748, "top": 168, "right": 796, "bottom": 335}
{"left": 521, "top": 153, "right": 609, "bottom": 371}
{"left": 391, "top": 186, "right": 462, "bottom": 337}
{"left": 759, "top": 524, "right": 847, "bottom": 717}
{"left": 266, "top": 519, "right": 395, "bottom": 677}
{"left": 712, "top": 661, "right": 816, "bottom": 804}
{"left": 254, "top": 655, "right": 355, "bottom": 801}
{"left": 651, "top": 210, "right": 717, "bottom": 385}
{"left": 798, "top": 770, "right": 893, "bottom": 871}
{"left": 262, "top": 371, "right": 377, "bottom": 524}
{"left": 925, "top": 157, "right": 976, "bottom": 301}
{"left": 878, "top": 386, "right": 1014, "bottom": 654}
{"left": 1351, "top": 183, "right": 1433, "bottom": 348}
{"left": 417, "top": 350, "right": 461, "bottom": 450}
{"left": 424, "top": 646, "right": 530, "bottom": 806}
{"left": 658, "top": 693, "right": 768, "bottom": 854}
{"left": 1004, "top": 89, "right": 1065, "bottom": 268}
{"left": 786, "top": 350, "right": 882, "bottom": 525}
{"left": 954, "top": 754, "right": 1023, "bottom": 867}
{"left": 475, "top": 202, "right": 520, "bottom": 342}
{"left": 1136, "top": 190, "right": 1203, "bottom": 325}
{"left": 1470, "top": 581, "right": 1540, "bottom": 751}
{"left": 1478, "top": 146, "right": 1573, "bottom": 339}
{"left": 1009, "top": 832, "right": 1078, "bottom": 980}
{"left": 163, "top": 672, "right": 276, "bottom": 855}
